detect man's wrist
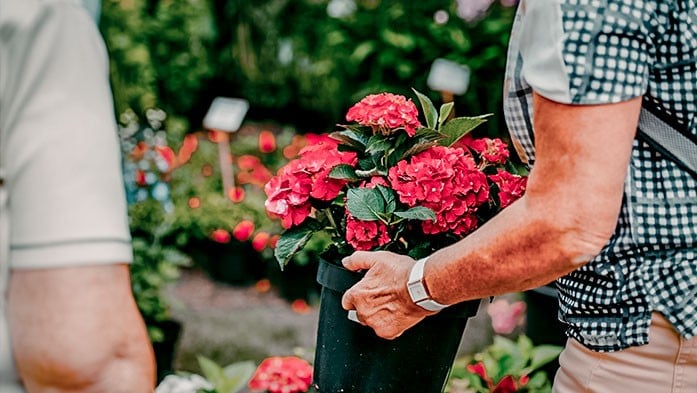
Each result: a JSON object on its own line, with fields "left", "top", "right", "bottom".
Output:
{"left": 407, "top": 257, "right": 448, "bottom": 312}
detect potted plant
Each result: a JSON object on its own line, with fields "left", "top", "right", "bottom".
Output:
{"left": 264, "top": 91, "right": 528, "bottom": 392}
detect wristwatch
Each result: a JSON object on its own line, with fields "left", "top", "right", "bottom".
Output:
{"left": 407, "top": 257, "right": 448, "bottom": 312}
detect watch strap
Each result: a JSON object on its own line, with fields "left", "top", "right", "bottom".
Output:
{"left": 407, "top": 257, "right": 448, "bottom": 312}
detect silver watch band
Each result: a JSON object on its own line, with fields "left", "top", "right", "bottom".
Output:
{"left": 407, "top": 257, "right": 448, "bottom": 312}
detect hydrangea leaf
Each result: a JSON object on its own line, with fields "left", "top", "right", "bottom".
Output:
{"left": 330, "top": 129, "right": 369, "bottom": 150}
{"left": 366, "top": 134, "right": 393, "bottom": 154}
{"left": 347, "top": 188, "right": 385, "bottom": 221}
{"left": 394, "top": 206, "right": 436, "bottom": 221}
{"left": 440, "top": 114, "right": 493, "bottom": 146}
{"left": 329, "top": 164, "right": 360, "bottom": 180}
{"left": 375, "top": 185, "right": 397, "bottom": 214}
{"left": 413, "top": 88, "right": 438, "bottom": 129}
{"left": 438, "top": 102, "right": 455, "bottom": 130}
{"left": 274, "top": 219, "right": 321, "bottom": 269}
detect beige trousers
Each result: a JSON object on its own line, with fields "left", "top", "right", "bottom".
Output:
{"left": 553, "top": 313, "right": 697, "bottom": 393}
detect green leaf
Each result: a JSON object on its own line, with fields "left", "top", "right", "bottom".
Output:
{"left": 366, "top": 134, "right": 393, "bottom": 154}
{"left": 440, "top": 114, "right": 493, "bottom": 146}
{"left": 219, "top": 361, "right": 256, "bottom": 393}
{"left": 346, "top": 188, "right": 385, "bottom": 221}
{"left": 412, "top": 89, "right": 438, "bottom": 129}
{"left": 438, "top": 102, "right": 454, "bottom": 130}
{"left": 274, "top": 219, "right": 321, "bottom": 269}
{"left": 375, "top": 185, "right": 397, "bottom": 214}
{"left": 401, "top": 128, "right": 442, "bottom": 159}
{"left": 329, "top": 164, "right": 359, "bottom": 180}
{"left": 198, "top": 355, "right": 224, "bottom": 385}
{"left": 394, "top": 206, "right": 436, "bottom": 221}
{"left": 330, "top": 129, "right": 369, "bottom": 150}
{"left": 527, "top": 345, "right": 563, "bottom": 373}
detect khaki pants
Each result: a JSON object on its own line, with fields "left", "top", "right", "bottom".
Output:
{"left": 553, "top": 313, "right": 697, "bottom": 393}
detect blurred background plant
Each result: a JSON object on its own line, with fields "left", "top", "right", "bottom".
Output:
{"left": 101, "top": 0, "right": 516, "bottom": 136}
{"left": 446, "top": 298, "right": 562, "bottom": 393}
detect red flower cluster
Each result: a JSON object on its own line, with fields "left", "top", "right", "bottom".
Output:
{"left": 456, "top": 135, "right": 510, "bottom": 165}
{"left": 467, "top": 361, "right": 529, "bottom": 393}
{"left": 346, "top": 213, "right": 391, "bottom": 251}
{"left": 346, "top": 93, "right": 422, "bottom": 136}
{"left": 248, "top": 356, "right": 313, "bottom": 393}
{"left": 489, "top": 170, "right": 527, "bottom": 209}
{"left": 389, "top": 146, "right": 489, "bottom": 236}
{"left": 265, "top": 141, "right": 357, "bottom": 228}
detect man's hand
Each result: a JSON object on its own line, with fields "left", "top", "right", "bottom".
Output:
{"left": 341, "top": 251, "right": 435, "bottom": 340}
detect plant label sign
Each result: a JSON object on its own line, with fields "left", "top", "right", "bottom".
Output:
{"left": 427, "top": 58, "right": 471, "bottom": 96}
{"left": 203, "top": 97, "right": 249, "bottom": 133}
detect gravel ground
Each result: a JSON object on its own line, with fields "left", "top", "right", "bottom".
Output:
{"left": 168, "top": 268, "right": 498, "bottom": 374}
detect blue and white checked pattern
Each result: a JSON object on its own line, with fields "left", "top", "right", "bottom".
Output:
{"left": 504, "top": 0, "right": 697, "bottom": 351}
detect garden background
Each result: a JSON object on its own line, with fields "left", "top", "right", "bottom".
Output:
{"left": 96, "top": 0, "right": 563, "bottom": 391}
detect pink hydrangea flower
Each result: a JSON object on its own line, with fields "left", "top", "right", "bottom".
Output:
{"left": 345, "top": 213, "right": 391, "bottom": 251}
{"left": 388, "top": 146, "right": 489, "bottom": 236}
{"left": 489, "top": 170, "right": 528, "bottom": 209}
{"left": 346, "top": 92, "right": 422, "bottom": 136}
{"left": 265, "top": 140, "right": 357, "bottom": 228}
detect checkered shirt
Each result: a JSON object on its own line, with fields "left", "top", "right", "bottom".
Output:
{"left": 504, "top": 0, "right": 697, "bottom": 351}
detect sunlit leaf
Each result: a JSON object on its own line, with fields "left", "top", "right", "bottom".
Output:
{"left": 413, "top": 89, "right": 438, "bottom": 129}
{"left": 440, "top": 114, "right": 492, "bottom": 146}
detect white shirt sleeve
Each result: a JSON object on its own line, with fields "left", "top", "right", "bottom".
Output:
{"left": 1, "top": 0, "right": 132, "bottom": 269}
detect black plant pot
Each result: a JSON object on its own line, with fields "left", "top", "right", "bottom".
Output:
{"left": 313, "top": 258, "right": 480, "bottom": 393}
{"left": 187, "top": 239, "right": 265, "bottom": 286}
{"left": 148, "top": 318, "right": 183, "bottom": 383}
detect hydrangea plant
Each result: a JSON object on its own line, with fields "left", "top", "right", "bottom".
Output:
{"left": 265, "top": 90, "right": 527, "bottom": 268}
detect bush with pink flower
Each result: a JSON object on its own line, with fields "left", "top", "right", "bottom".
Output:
{"left": 265, "top": 90, "right": 528, "bottom": 267}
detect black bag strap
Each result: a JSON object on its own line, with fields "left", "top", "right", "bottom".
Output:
{"left": 637, "top": 94, "right": 697, "bottom": 178}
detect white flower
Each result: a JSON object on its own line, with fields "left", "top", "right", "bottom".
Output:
{"left": 155, "top": 374, "right": 214, "bottom": 393}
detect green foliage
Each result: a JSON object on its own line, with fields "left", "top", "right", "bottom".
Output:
{"left": 447, "top": 335, "right": 563, "bottom": 393}
{"left": 197, "top": 356, "right": 256, "bottom": 393}
{"left": 129, "top": 200, "right": 190, "bottom": 342}
{"left": 102, "top": 0, "right": 515, "bottom": 135}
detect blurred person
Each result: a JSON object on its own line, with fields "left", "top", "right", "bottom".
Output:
{"left": 342, "top": 0, "right": 697, "bottom": 391}
{"left": 1, "top": 0, "right": 155, "bottom": 391}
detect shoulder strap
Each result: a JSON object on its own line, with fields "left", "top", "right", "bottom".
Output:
{"left": 637, "top": 95, "right": 697, "bottom": 178}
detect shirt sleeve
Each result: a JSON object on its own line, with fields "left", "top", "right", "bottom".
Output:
{"left": 1, "top": 0, "right": 132, "bottom": 268}
{"left": 518, "top": 0, "right": 654, "bottom": 105}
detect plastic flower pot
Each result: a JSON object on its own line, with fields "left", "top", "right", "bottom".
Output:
{"left": 313, "top": 258, "right": 480, "bottom": 393}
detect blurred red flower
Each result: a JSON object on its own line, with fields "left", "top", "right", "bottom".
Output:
{"left": 228, "top": 186, "right": 246, "bottom": 202}
{"left": 259, "top": 130, "right": 277, "bottom": 153}
{"left": 252, "top": 231, "right": 271, "bottom": 252}
{"left": 248, "top": 356, "right": 313, "bottom": 393}
{"left": 211, "top": 229, "right": 231, "bottom": 243}
{"left": 232, "top": 220, "right": 255, "bottom": 242}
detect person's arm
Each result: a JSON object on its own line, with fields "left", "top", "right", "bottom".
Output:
{"left": 7, "top": 264, "right": 155, "bottom": 392}
{"left": 342, "top": 92, "right": 641, "bottom": 339}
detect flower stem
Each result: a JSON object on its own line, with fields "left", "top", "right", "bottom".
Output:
{"left": 324, "top": 208, "right": 341, "bottom": 238}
